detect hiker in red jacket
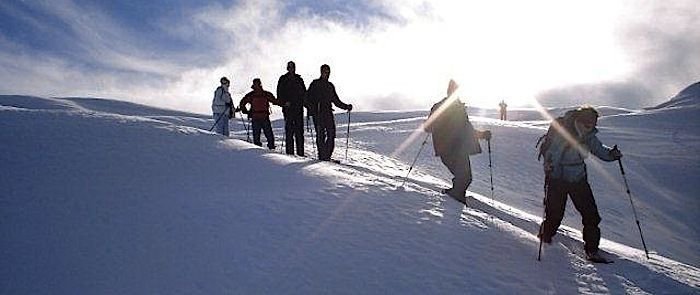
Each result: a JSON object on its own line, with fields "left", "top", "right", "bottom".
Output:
{"left": 239, "top": 78, "right": 281, "bottom": 149}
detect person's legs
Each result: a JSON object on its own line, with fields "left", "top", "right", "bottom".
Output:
{"left": 262, "top": 118, "right": 275, "bottom": 149}
{"left": 326, "top": 119, "right": 336, "bottom": 160}
{"left": 315, "top": 118, "right": 328, "bottom": 160}
{"left": 292, "top": 113, "right": 304, "bottom": 156}
{"left": 213, "top": 113, "right": 226, "bottom": 135}
{"left": 539, "top": 179, "right": 569, "bottom": 242}
{"left": 252, "top": 119, "right": 262, "bottom": 146}
{"left": 569, "top": 180, "right": 602, "bottom": 254}
{"left": 284, "top": 115, "right": 294, "bottom": 154}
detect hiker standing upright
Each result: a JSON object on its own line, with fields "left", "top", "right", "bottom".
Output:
{"left": 537, "top": 106, "right": 623, "bottom": 262}
{"left": 212, "top": 77, "right": 234, "bottom": 136}
{"left": 277, "top": 61, "right": 307, "bottom": 156}
{"left": 306, "top": 64, "right": 353, "bottom": 161}
{"left": 424, "top": 79, "right": 491, "bottom": 204}
{"left": 239, "top": 78, "right": 281, "bottom": 149}
{"left": 499, "top": 100, "right": 508, "bottom": 121}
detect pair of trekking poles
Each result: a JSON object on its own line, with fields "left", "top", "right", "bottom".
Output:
{"left": 398, "top": 133, "right": 496, "bottom": 206}
{"left": 208, "top": 106, "right": 252, "bottom": 142}
{"left": 214, "top": 109, "right": 353, "bottom": 159}
{"left": 304, "top": 110, "right": 352, "bottom": 161}
{"left": 537, "top": 155, "right": 650, "bottom": 261}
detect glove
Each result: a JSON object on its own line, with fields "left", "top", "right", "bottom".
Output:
{"left": 610, "top": 145, "right": 623, "bottom": 160}
{"left": 347, "top": 104, "right": 353, "bottom": 111}
{"left": 481, "top": 130, "right": 492, "bottom": 140}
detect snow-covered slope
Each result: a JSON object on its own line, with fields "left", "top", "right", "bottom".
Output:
{"left": 1, "top": 95, "right": 698, "bottom": 294}
{"left": 647, "top": 81, "right": 700, "bottom": 110}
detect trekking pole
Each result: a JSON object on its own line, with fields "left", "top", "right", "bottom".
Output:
{"left": 487, "top": 138, "right": 494, "bottom": 205}
{"left": 245, "top": 117, "right": 251, "bottom": 142}
{"left": 345, "top": 110, "right": 351, "bottom": 161}
{"left": 281, "top": 117, "right": 286, "bottom": 153}
{"left": 237, "top": 113, "right": 249, "bottom": 142}
{"left": 308, "top": 115, "right": 317, "bottom": 158}
{"left": 618, "top": 157, "right": 650, "bottom": 259}
{"left": 538, "top": 177, "right": 548, "bottom": 261}
{"left": 398, "top": 133, "right": 431, "bottom": 189}
{"left": 208, "top": 105, "right": 230, "bottom": 132}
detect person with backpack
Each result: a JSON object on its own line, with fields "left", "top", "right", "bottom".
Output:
{"left": 537, "top": 106, "right": 623, "bottom": 262}
{"left": 211, "top": 77, "right": 234, "bottom": 136}
{"left": 306, "top": 64, "right": 353, "bottom": 161}
{"left": 277, "top": 61, "right": 307, "bottom": 156}
{"left": 239, "top": 78, "right": 281, "bottom": 149}
{"left": 424, "top": 79, "right": 491, "bottom": 204}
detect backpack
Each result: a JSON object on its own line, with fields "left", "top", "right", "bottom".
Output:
{"left": 536, "top": 110, "right": 577, "bottom": 161}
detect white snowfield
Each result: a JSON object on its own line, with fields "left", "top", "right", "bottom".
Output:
{"left": 0, "top": 85, "right": 698, "bottom": 294}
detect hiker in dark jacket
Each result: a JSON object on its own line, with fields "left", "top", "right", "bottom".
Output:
{"left": 306, "top": 64, "right": 353, "bottom": 161}
{"left": 277, "top": 61, "right": 307, "bottom": 156}
{"left": 239, "top": 78, "right": 281, "bottom": 149}
{"left": 424, "top": 79, "right": 491, "bottom": 204}
{"left": 538, "top": 106, "right": 623, "bottom": 262}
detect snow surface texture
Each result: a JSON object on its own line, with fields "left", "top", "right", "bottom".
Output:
{"left": 1, "top": 93, "right": 698, "bottom": 294}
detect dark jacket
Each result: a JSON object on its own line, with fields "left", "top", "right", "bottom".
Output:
{"left": 277, "top": 73, "right": 306, "bottom": 114}
{"left": 306, "top": 78, "right": 350, "bottom": 118}
{"left": 426, "top": 97, "right": 481, "bottom": 157}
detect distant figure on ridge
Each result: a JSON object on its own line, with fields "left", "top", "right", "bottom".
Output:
{"left": 306, "top": 64, "right": 353, "bottom": 161}
{"left": 424, "top": 79, "right": 491, "bottom": 204}
{"left": 239, "top": 78, "right": 281, "bottom": 149}
{"left": 499, "top": 99, "right": 508, "bottom": 121}
{"left": 211, "top": 77, "right": 234, "bottom": 136}
{"left": 277, "top": 61, "right": 307, "bottom": 156}
{"left": 536, "top": 106, "right": 623, "bottom": 263}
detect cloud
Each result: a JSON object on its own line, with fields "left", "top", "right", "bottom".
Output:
{"left": 536, "top": 0, "right": 700, "bottom": 108}
{"left": 1, "top": 0, "right": 698, "bottom": 114}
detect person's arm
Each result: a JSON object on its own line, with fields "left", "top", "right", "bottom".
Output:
{"left": 305, "top": 81, "right": 318, "bottom": 116}
{"left": 276, "top": 76, "right": 284, "bottom": 104}
{"left": 330, "top": 83, "right": 352, "bottom": 111}
{"left": 588, "top": 135, "right": 621, "bottom": 161}
{"left": 213, "top": 87, "right": 222, "bottom": 104}
{"left": 266, "top": 91, "right": 281, "bottom": 106}
{"left": 239, "top": 94, "right": 251, "bottom": 114}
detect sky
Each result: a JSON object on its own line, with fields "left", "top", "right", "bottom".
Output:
{"left": 0, "top": 0, "right": 698, "bottom": 114}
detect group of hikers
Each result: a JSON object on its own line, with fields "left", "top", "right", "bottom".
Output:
{"left": 211, "top": 65, "right": 624, "bottom": 263}
{"left": 211, "top": 62, "right": 352, "bottom": 161}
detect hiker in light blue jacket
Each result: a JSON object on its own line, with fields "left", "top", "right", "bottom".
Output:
{"left": 212, "top": 77, "right": 234, "bottom": 136}
{"left": 539, "top": 106, "right": 623, "bottom": 262}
